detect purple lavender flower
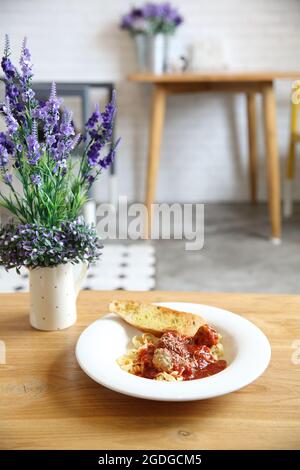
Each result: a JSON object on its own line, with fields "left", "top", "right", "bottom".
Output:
{"left": 46, "top": 134, "right": 56, "bottom": 146}
{"left": 27, "top": 122, "right": 41, "bottom": 165}
{"left": 0, "top": 36, "right": 119, "bottom": 229}
{"left": 85, "top": 91, "right": 118, "bottom": 172}
{"left": 120, "top": 14, "right": 135, "bottom": 30}
{"left": 19, "top": 37, "right": 33, "bottom": 80}
{"left": 85, "top": 104, "right": 101, "bottom": 129}
{"left": 49, "top": 124, "right": 76, "bottom": 168}
{"left": 48, "top": 82, "right": 61, "bottom": 112}
{"left": 120, "top": 7, "right": 147, "bottom": 31}
{"left": 0, "top": 133, "right": 7, "bottom": 146}
{"left": 99, "top": 152, "right": 114, "bottom": 169}
{"left": 143, "top": 2, "right": 160, "bottom": 18}
{"left": 161, "top": 2, "right": 172, "bottom": 16}
{"left": 87, "top": 175, "right": 95, "bottom": 184}
{"left": 100, "top": 90, "right": 116, "bottom": 142}
{"left": 15, "top": 102, "right": 25, "bottom": 114}
{"left": 1, "top": 56, "right": 17, "bottom": 79}
{"left": 27, "top": 136, "right": 41, "bottom": 164}
{"left": 174, "top": 14, "right": 183, "bottom": 26}
{"left": 22, "top": 88, "right": 35, "bottom": 102}
{"left": 1, "top": 35, "right": 38, "bottom": 133}
{"left": 6, "top": 113, "right": 18, "bottom": 134}
{"left": 45, "top": 113, "right": 58, "bottom": 129}
{"left": 7, "top": 84, "right": 19, "bottom": 98}
{"left": 31, "top": 101, "right": 48, "bottom": 119}
{"left": 132, "top": 8, "right": 144, "bottom": 18}
{"left": 120, "top": 3, "right": 183, "bottom": 34}
{"left": 1, "top": 98, "right": 19, "bottom": 135}
{"left": 3, "top": 173, "right": 12, "bottom": 184}
{"left": 53, "top": 158, "right": 67, "bottom": 174}
{"left": 42, "top": 82, "right": 61, "bottom": 135}
{"left": 60, "top": 111, "right": 75, "bottom": 137}
{"left": 0, "top": 144, "right": 9, "bottom": 168}
{"left": 99, "top": 137, "right": 120, "bottom": 170}
{"left": 87, "top": 140, "right": 103, "bottom": 167}
{"left": 0, "top": 132, "right": 14, "bottom": 155}
{"left": 31, "top": 173, "right": 42, "bottom": 186}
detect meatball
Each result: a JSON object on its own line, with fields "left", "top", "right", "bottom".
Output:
{"left": 152, "top": 347, "right": 190, "bottom": 373}
{"left": 157, "top": 331, "right": 191, "bottom": 359}
{"left": 152, "top": 348, "right": 174, "bottom": 372}
{"left": 194, "top": 324, "right": 219, "bottom": 347}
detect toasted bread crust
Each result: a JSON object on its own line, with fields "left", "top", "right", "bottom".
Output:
{"left": 109, "top": 300, "right": 205, "bottom": 337}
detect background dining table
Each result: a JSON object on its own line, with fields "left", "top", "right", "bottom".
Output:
{"left": 128, "top": 72, "right": 300, "bottom": 242}
{"left": 0, "top": 290, "right": 299, "bottom": 450}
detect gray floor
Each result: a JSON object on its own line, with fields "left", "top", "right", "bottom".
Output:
{"left": 2, "top": 203, "right": 299, "bottom": 294}
{"left": 154, "top": 203, "right": 300, "bottom": 294}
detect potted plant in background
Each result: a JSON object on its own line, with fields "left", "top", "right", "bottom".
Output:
{"left": 0, "top": 36, "right": 120, "bottom": 331}
{"left": 120, "top": 2, "right": 183, "bottom": 74}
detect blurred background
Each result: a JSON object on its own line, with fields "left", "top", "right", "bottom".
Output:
{"left": 1, "top": 0, "right": 300, "bottom": 293}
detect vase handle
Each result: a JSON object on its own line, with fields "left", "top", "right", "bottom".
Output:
{"left": 74, "top": 262, "right": 88, "bottom": 297}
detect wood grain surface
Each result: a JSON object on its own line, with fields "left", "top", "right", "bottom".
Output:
{"left": 0, "top": 291, "right": 299, "bottom": 450}
{"left": 128, "top": 71, "right": 300, "bottom": 83}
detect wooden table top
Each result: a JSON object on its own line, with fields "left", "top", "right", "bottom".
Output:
{"left": 128, "top": 71, "right": 300, "bottom": 83}
{"left": 1, "top": 290, "right": 299, "bottom": 450}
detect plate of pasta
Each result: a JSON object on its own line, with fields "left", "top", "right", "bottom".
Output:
{"left": 76, "top": 301, "right": 271, "bottom": 401}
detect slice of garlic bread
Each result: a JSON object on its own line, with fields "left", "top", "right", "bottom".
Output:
{"left": 109, "top": 300, "right": 205, "bottom": 337}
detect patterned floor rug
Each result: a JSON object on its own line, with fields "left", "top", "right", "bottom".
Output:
{"left": 0, "top": 244, "right": 156, "bottom": 292}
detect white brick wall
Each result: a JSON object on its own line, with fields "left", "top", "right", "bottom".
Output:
{"left": 1, "top": 0, "right": 300, "bottom": 202}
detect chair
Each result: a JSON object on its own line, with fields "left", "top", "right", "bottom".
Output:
{"left": 284, "top": 81, "right": 300, "bottom": 217}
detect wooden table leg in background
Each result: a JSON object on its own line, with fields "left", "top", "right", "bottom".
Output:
{"left": 145, "top": 84, "right": 167, "bottom": 238}
{"left": 247, "top": 92, "right": 258, "bottom": 204}
{"left": 262, "top": 82, "right": 281, "bottom": 243}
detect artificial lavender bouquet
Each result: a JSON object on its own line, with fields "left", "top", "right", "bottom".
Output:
{"left": 0, "top": 36, "right": 120, "bottom": 330}
{"left": 120, "top": 3, "right": 183, "bottom": 74}
{"left": 120, "top": 2, "right": 183, "bottom": 36}
{"left": 0, "top": 36, "right": 119, "bottom": 271}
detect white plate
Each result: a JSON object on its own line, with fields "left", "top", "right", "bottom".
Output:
{"left": 75, "top": 302, "right": 271, "bottom": 402}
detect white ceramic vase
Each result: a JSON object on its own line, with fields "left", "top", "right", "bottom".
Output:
{"left": 147, "top": 33, "right": 165, "bottom": 74}
{"left": 29, "top": 262, "right": 88, "bottom": 331}
{"left": 134, "top": 34, "right": 147, "bottom": 72}
{"left": 163, "top": 34, "right": 172, "bottom": 72}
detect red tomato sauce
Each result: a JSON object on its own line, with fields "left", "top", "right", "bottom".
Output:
{"left": 136, "top": 326, "right": 227, "bottom": 381}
